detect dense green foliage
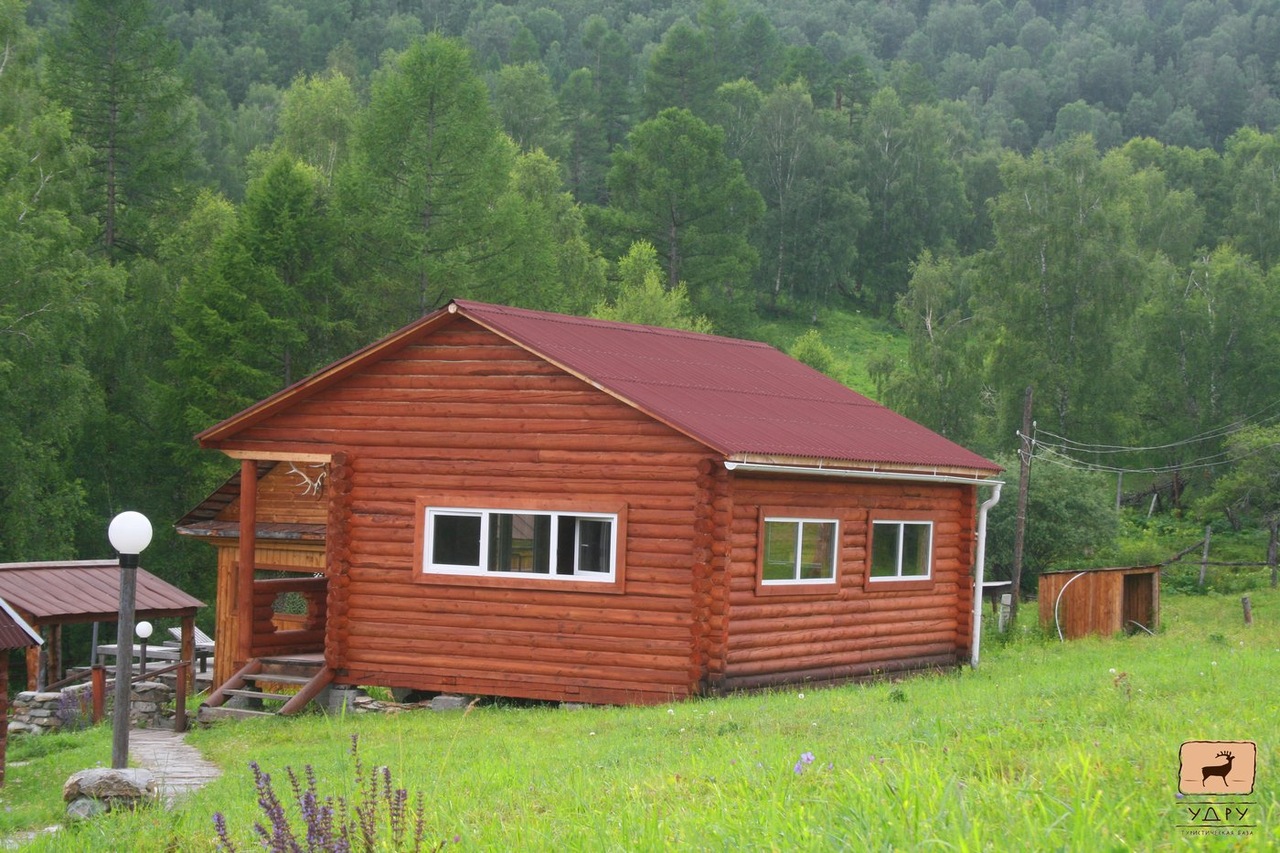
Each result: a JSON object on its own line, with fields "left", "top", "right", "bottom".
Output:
{"left": 6, "top": 0, "right": 1280, "bottom": 622}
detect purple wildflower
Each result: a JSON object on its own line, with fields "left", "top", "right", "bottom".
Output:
{"left": 213, "top": 812, "right": 237, "bottom": 852}
{"left": 215, "top": 734, "right": 433, "bottom": 852}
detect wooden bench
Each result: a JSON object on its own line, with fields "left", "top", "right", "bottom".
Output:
{"left": 169, "top": 625, "right": 215, "bottom": 652}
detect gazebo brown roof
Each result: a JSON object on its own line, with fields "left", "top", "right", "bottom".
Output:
{"left": 0, "top": 560, "right": 205, "bottom": 691}
{"left": 0, "top": 560, "right": 204, "bottom": 624}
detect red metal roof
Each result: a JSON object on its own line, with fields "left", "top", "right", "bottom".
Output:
{"left": 454, "top": 300, "right": 999, "bottom": 474}
{"left": 0, "top": 561, "right": 204, "bottom": 624}
{"left": 199, "top": 300, "right": 998, "bottom": 476}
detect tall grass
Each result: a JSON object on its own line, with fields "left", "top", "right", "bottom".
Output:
{"left": 6, "top": 588, "right": 1279, "bottom": 850}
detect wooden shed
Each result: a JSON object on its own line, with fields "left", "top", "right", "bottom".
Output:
{"left": 1038, "top": 566, "right": 1160, "bottom": 640}
{"left": 181, "top": 300, "right": 1001, "bottom": 709}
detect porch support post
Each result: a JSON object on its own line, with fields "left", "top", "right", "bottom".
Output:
{"left": 236, "top": 459, "right": 258, "bottom": 669}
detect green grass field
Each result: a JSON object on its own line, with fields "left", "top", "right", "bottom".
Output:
{"left": 5, "top": 588, "right": 1278, "bottom": 851}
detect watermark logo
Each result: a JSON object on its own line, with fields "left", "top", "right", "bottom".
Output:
{"left": 1176, "top": 740, "right": 1257, "bottom": 838}
{"left": 1179, "top": 741, "right": 1256, "bottom": 795}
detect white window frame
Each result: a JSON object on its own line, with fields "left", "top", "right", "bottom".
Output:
{"left": 760, "top": 516, "right": 839, "bottom": 586}
{"left": 869, "top": 520, "right": 933, "bottom": 581}
{"left": 423, "top": 506, "right": 619, "bottom": 583}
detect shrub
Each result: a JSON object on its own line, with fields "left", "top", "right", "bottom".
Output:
{"left": 788, "top": 329, "right": 837, "bottom": 377}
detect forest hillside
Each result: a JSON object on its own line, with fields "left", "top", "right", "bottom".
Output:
{"left": 4, "top": 0, "right": 1280, "bottom": 603}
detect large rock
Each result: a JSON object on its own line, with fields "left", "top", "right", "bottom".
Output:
{"left": 63, "top": 768, "right": 157, "bottom": 819}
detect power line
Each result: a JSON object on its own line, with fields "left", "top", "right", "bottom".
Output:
{"left": 1026, "top": 398, "right": 1280, "bottom": 476}
{"left": 1033, "top": 436, "right": 1280, "bottom": 477}
{"left": 1034, "top": 398, "right": 1280, "bottom": 455}
{"left": 1032, "top": 443, "right": 1234, "bottom": 475}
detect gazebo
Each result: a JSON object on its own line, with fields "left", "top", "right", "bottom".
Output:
{"left": 0, "top": 560, "right": 205, "bottom": 690}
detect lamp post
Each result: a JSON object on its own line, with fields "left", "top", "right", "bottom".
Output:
{"left": 136, "top": 621, "right": 153, "bottom": 677}
{"left": 108, "top": 511, "right": 152, "bottom": 769}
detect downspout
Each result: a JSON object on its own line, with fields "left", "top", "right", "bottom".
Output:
{"left": 970, "top": 481, "right": 1004, "bottom": 668}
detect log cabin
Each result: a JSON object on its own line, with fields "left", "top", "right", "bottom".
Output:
{"left": 179, "top": 299, "right": 1002, "bottom": 709}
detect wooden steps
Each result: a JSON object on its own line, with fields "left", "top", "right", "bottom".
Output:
{"left": 197, "top": 654, "right": 332, "bottom": 722}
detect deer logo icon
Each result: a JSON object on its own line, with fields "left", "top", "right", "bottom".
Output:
{"left": 1201, "top": 750, "right": 1234, "bottom": 787}
{"left": 1180, "top": 740, "right": 1255, "bottom": 795}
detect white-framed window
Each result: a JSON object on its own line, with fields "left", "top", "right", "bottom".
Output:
{"left": 760, "top": 517, "right": 839, "bottom": 584}
{"left": 424, "top": 507, "right": 617, "bottom": 582}
{"left": 869, "top": 520, "right": 933, "bottom": 580}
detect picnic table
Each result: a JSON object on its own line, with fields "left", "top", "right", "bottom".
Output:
{"left": 97, "top": 627, "right": 215, "bottom": 675}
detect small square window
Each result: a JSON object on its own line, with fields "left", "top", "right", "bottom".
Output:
{"left": 761, "top": 518, "right": 838, "bottom": 584}
{"left": 870, "top": 521, "right": 933, "bottom": 580}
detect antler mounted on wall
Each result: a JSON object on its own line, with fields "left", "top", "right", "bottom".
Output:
{"left": 287, "top": 462, "right": 328, "bottom": 498}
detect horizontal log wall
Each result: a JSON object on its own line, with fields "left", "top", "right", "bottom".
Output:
{"left": 721, "top": 476, "right": 976, "bottom": 691}
{"left": 229, "top": 320, "right": 709, "bottom": 705}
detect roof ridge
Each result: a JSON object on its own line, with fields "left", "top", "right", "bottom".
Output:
{"left": 452, "top": 299, "right": 776, "bottom": 349}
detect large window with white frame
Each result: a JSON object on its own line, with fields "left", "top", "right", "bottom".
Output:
{"left": 761, "top": 517, "right": 838, "bottom": 584}
{"left": 424, "top": 507, "right": 617, "bottom": 581}
{"left": 869, "top": 520, "right": 933, "bottom": 580}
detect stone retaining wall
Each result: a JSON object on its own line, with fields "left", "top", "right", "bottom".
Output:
{"left": 10, "top": 681, "right": 176, "bottom": 735}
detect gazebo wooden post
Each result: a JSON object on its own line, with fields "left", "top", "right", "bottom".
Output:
{"left": 91, "top": 665, "right": 106, "bottom": 723}
{"left": 236, "top": 459, "right": 258, "bottom": 669}
{"left": 179, "top": 614, "right": 197, "bottom": 692}
{"left": 25, "top": 640, "right": 39, "bottom": 691}
{"left": 46, "top": 625, "right": 62, "bottom": 688}
{"left": 174, "top": 662, "right": 188, "bottom": 732}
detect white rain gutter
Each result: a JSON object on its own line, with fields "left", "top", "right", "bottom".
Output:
{"left": 722, "top": 460, "right": 1003, "bottom": 668}
{"left": 722, "top": 460, "right": 999, "bottom": 488}
{"left": 969, "top": 481, "right": 1003, "bottom": 668}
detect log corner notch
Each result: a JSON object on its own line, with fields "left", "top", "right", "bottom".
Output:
{"left": 691, "top": 458, "right": 733, "bottom": 695}
{"left": 325, "top": 452, "right": 354, "bottom": 674}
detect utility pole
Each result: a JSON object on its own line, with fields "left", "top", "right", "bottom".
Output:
{"left": 1009, "top": 386, "right": 1033, "bottom": 623}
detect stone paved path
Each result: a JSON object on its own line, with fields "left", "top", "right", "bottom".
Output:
{"left": 129, "top": 728, "right": 223, "bottom": 804}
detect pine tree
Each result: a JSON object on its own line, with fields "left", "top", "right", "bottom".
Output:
{"left": 337, "top": 35, "right": 516, "bottom": 330}
{"left": 48, "top": 0, "right": 195, "bottom": 261}
{"left": 604, "top": 108, "right": 763, "bottom": 326}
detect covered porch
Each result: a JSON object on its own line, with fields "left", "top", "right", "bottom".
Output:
{"left": 175, "top": 457, "right": 331, "bottom": 691}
